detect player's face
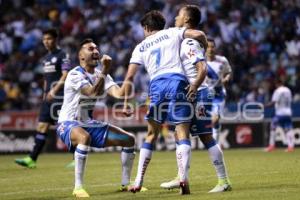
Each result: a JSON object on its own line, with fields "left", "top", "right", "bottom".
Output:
{"left": 80, "top": 42, "right": 100, "bottom": 67}
{"left": 175, "top": 8, "right": 186, "bottom": 27}
{"left": 43, "top": 34, "right": 56, "bottom": 51}
{"left": 206, "top": 41, "right": 216, "bottom": 57}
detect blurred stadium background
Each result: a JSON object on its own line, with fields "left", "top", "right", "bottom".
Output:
{"left": 0, "top": 0, "right": 300, "bottom": 199}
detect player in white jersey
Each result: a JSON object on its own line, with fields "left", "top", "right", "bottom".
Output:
{"left": 160, "top": 5, "right": 231, "bottom": 193}
{"left": 56, "top": 39, "right": 137, "bottom": 198}
{"left": 265, "top": 79, "right": 294, "bottom": 152}
{"left": 206, "top": 38, "right": 232, "bottom": 141}
{"left": 122, "top": 10, "right": 207, "bottom": 194}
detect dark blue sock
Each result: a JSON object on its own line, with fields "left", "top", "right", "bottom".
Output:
{"left": 30, "top": 132, "right": 47, "bottom": 161}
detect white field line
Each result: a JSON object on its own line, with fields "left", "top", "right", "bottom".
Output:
{"left": 1, "top": 171, "right": 281, "bottom": 196}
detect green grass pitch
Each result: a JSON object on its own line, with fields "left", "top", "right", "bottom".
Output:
{"left": 0, "top": 149, "right": 299, "bottom": 200}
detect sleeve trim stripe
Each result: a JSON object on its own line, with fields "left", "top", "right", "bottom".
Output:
{"left": 129, "top": 62, "right": 142, "bottom": 65}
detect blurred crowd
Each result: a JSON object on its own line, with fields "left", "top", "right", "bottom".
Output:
{"left": 0, "top": 0, "right": 300, "bottom": 110}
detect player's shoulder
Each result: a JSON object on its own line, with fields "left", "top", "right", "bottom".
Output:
{"left": 215, "top": 55, "right": 228, "bottom": 63}
{"left": 282, "top": 86, "right": 292, "bottom": 93}
{"left": 68, "top": 66, "right": 84, "bottom": 76}
{"left": 166, "top": 27, "right": 185, "bottom": 32}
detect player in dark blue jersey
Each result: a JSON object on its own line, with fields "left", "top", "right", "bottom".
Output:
{"left": 15, "top": 28, "right": 71, "bottom": 168}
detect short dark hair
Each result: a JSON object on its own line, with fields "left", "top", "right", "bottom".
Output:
{"left": 207, "top": 37, "right": 215, "bottom": 44}
{"left": 140, "top": 10, "right": 165, "bottom": 31}
{"left": 43, "top": 28, "right": 58, "bottom": 38}
{"left": 183, "top": 5, "right": 201, "bottom": 27}
{"left": 79, "top": 38, "right": 94, "bottom": 49}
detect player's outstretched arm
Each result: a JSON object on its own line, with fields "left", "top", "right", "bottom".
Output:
{"left": 107, "top": 63, "right": 139, "bottom": 99}
{"left": 81, "top": 55, "right": 111, "bottom": 97}
{"left": 184, "top": 29, "right": 208, "bottom": 50}
{"left": 122, "top": 63, "right": 139, "bottom": 116}
{"left": 46, "top": 71, "right": 68, "bottom": 101}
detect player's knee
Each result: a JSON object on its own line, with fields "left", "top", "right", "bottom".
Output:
{"left": 199, "top": 134, "right": 214, "bottom": 144}
{"left": 78, "top": 133, "right": 91, "bottom": 145}
{"left": 212, "top": 117, "right": 219, "bottom": 127}
{"left": 36, "top": 123, "right": 49, "bottom": 133}
{"left": 145, "top": 131, "right": 158, "bottom": 143}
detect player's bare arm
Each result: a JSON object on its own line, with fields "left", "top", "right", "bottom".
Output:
{"left": 80, "top": 55, "right": 111, "bottom": 97}
{"left": 221, "top": 73, "right": 231, "bottom": 85}
{"left": 46, "top": 71, "right": 68, "bottom": 101}
{"left": 121, "top": 63, "right": 139, "bottom": 116}
{"left": 184, "top": 29, "right": 208, "bottom": 50}
{"left": 186, "top": 61, "right": 207, "bottom": 102}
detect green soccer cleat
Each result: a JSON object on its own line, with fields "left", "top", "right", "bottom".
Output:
{"left": 208, "top": 178, "right": 232, "bottom": 193}
{"left": 15, "top": 156, "right": 36, "bottom": 169}
{"left": 65, "top": 160, "right": 75, "bottom": 168}
{"left": 72, "top": 188, "right": 90, "bottom": 198}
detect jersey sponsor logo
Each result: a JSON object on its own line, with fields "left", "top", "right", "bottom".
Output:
{"left": 187, "top": 48, "right": 195, "bottom": 58}
{"left": 235, "top": 125, "right": 253, "bottom": 145}
{"left": 51, "top": 56, "right": 57, "bottom": 63}
{"left": 139, "top": 34, "right": 170, "bottom": 52}
{"left": 44, "top": 64, "right": 56, "bottom": 73}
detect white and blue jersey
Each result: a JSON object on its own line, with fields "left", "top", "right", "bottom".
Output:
{"left": 180, "top": 38, "right": 212, "bottom": 135}
{"left": 57, "top": 66, "right": 117, "bottom": 151}
{"left": 129, "top": 27, "right": 192, "bottom": 124}
{"left": 271, "top": 86, "right": 293, "bottom": 130}
{"left": 206, "top": 55, "right": 232, "bottom": 115}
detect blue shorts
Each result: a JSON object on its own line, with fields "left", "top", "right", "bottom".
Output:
{"left": 190, "top": 88, "right": 213, "bottom": 136}
{"left": 56, "top": 120, "right": 109, "bottom": 152}
{"left": 211, "top": 95, "right": 225, "bottom": 116}
{"left": 145, "top": 73, "right": 193, "bottom": 124}
{"left": 39, "top": 99, "right": 62, "bottom": 124}
{"left": 271, "top": 115, "right": 293, "bottom": 130}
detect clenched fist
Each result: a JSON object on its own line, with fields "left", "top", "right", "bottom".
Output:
{"left": 101, "top": 54, "right": 112, "bottom": 74}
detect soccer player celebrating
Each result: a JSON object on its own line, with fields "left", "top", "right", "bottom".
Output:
{"left": 122, "top": 10, "right": 207, "bottom": 194}
{"left": 15, "top": 28, "right": 71, "bottom": 168}
{"left": 206, "top": 38, "right": 232, "bottom": 142}
{"left": 160, "top": 5, "right": 231, "bottom": 193}
{"left": 265, "top": 79, "right": 294, "bottom": 152}
{"left": 56, "top": 39, "right": 136, "bottom": 198}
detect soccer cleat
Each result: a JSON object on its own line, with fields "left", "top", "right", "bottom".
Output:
{"left": 285, "top": 147, "right": 294, "bottom": 152}
{"left": 179, "top": 181, "right": 190, "bottom": 195}
{"left": 15, "top": 156, "right": 36, "bottom": 168}
{"left": 264, "top": 145, "right": 275, "bottom": 152}
{"left": 160, "top": 176, "right": 180, "bottom": 189}
{"left": 72, "top": 188, "right": 90, "bottom": 198}
{"left": 128, "top": 185, "right": 141, "bottom": 193}
{"left": 208, "top": 179, "right": 232, "bottom": 193}
{"left": 65, "top": 160, "right": 75, "bottom": 168}
{"left": 119, "top": 185, "right": 128, "bottom": 192}
{"left": 120, "top": 185, "right": 148, "bottom": 192}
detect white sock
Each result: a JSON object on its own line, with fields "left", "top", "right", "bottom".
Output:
{"left": 134, "top": 143, "right": 153, "bottom": 187}
{"left": 74, "top": 144, "right": 89, "bottom": 189}
{"left": 269, "top": 130, "right": 276, "bottom": 146}
{"left": 176, "top": 140, "right": 191, "bottom": 182}
{"left": 212, "top": 126, "right": 220, "bottom": 141}
{"left": 121, "top": 147, "right": 135, "bottom": 186}
{"left": 207, "top": 141, "right": 228, "bottom": 180}
{"left": 286, "top": 130, "right": 294, "bottom": 148}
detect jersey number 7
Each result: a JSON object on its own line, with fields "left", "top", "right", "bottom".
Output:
{"left": 151, "top": 48, "right": 161, "bottom": 68}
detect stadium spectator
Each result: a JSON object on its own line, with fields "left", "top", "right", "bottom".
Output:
{"left": 1, "top": 0, "right": 300, "bottom": 110}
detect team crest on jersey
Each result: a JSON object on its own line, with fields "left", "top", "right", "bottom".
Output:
{"left": 188, "top": 48, "right": 195, "bottom": 58}
{"left": 58, "top": 123, "right": 65, "bottom": 134}
{"left": 51, "top": 57, "right": 57, "bottom": 63}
